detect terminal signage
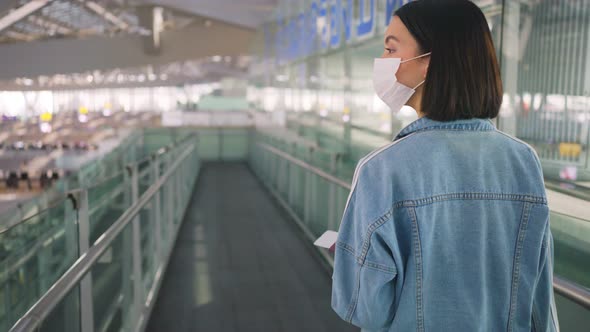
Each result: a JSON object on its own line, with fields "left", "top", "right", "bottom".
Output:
{"left": 269, "top": 0, "right": 411, "bottom": 64}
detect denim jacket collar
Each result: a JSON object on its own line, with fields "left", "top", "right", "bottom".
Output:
{"left": 394, "top": 117, "right": 496, "bottom": 141}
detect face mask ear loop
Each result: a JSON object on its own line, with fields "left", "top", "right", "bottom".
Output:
{"left": 413, "top": 80, "right": 426, "bottom": 90}
{"left": 400, "top": 52, "right": 432, "bottom": 64}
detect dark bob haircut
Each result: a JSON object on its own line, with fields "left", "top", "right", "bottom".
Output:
{"left": 395, "top": 0, "right": 502, "bottom": 121}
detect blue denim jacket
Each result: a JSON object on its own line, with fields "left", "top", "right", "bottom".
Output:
{"left": 332, "top": 117, "right": 559, "bottom": 332}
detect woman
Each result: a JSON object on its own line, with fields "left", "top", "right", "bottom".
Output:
{"left": 331, "top": 1, "right": 559, "bottom": 331}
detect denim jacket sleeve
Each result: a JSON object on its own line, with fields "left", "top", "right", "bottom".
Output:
{"left": 532, "top": 224, "right": 560, "bottom": 332}
{"left": 331, "top": 159, "right": 398, "bottom": 330}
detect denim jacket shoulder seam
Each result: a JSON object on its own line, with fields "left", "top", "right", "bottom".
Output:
{"left": 494, "top": 129, "right": 537, "bottom": 151}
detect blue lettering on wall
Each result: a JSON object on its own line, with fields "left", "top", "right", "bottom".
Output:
{"left": 270, "top": 0, "right": 411, "bottom": 64}
{"left": 357, "top": 0, "right": 375, "bottom": 37}
{"left": 298, "top": 13, "right": 306, "bottom": 58}
{"left": 330, "top": 0, "right": 354, "bottom": 48}
{"left": 343, "top": 0, "right": 352, "bottom": 42}
{"left": 309, "top": 1, "right": 319, "bottom": 56}
{"left": 318, "top": 0, "right": 328, "bottom": 49}
{"left": 290, "top": 19, "right": 298, "bottom": 60}
{"left": 329, "top": 0, "right": 340, "bottom": 48}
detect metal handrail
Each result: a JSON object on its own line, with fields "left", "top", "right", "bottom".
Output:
{"left": 0, "top": 193, "right": 73, "bottom": 235}
{"left": 9, "top": 142, "right": 196, "bottom": 332}
{"left": 257, "top": 142, "right": 351, "bottom": 190}
{"left": 256, "top": 140, "right": 590, "bottom": 312}
{"left": 554, "top": 276, "right": 590, "bottom": 310}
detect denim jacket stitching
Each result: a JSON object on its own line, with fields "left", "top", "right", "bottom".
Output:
{"left": 337, "top": 241, "right": 397, "bottom": 276}
{"left": 345, "top": 264, "right": 363, "bottom": 322}
{"left": 408, "top": 206, "right": 425, "bottom": 332}
{"left": 414, "top": 126, "right": 495, "bottom": 134}
{"left": 495, "top": 130, "right": 539, "bottom": 156}
{"left": 342, "top": 210, "right": 396, "bottom": 322}
{"left": 358, "top": 211, "right": 393, "bottom": 265}
{"left": 395, "top": 119, "right": 496, "bottom": 140}
{"left": 336, "top": 242, "right": 356, "bottom": 256}
{"left": 364, "top": 260, "right": 397, "bottom": 274}
{"left": 507, "top": 201, "right": 532, "bottom": 331}
{"left": 337, "top": 242, "right": 397, "bottom": 274}
{"left": 392, "top": 192, "right": 547, "bottom": 209}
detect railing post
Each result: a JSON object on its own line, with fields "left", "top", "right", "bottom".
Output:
{"left": 328, "top": 182, "right": 335, "bottom": 231}
{"left": 219, "top": 128, "right": 224, "bottom": 161}
{"left": 287, "top": 159, "right": 293, "bottom": 205}
{"left": 166, "top": 153, "right": 175, "bottom": 242}
{"left": 328, "top": 154, "right": 340, "bottom": 231}
{"left": 119, "top": 165, "right": 135, "bottom": 330}
{"left": 153, "top": 155, "right": 162, "bottom": 263}
{"left": 175, "top": 160, "right": 181, "bottom": 224}
{"left": 304, "top": 147, "right": 313, "bottom": 224}
{"left": 4, "top": 282, "right": 11, "bottom": 332}
{"left": 63, "top": 193, "right": 80, "bottom": 332}
{"left": 37, "top": 197, "right": 51, "bottom": 294}
{"left": 130, "top": 164, "right": 144, "bottom": 327}
{"left": 78, "top": 189, "right": 95, "bottom": 332}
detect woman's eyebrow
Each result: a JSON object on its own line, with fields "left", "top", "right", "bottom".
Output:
{"left": 385, "top": 35, "right": 400, "bottom": 44}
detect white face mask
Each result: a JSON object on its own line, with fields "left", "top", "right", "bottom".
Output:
{"left": 372, "top": 52, "right": 431, "bottom": 112}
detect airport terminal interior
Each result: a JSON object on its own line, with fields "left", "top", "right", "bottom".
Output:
{"left": 0, "top": 0, "right": 588, "bottom": 331}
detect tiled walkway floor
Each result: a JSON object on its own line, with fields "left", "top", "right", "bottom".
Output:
{"left": 146, "top": 162, "right": 358, "bottom": 332}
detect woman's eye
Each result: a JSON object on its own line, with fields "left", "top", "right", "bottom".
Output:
{"left": 385, "top": 48, "right": 395, "bottom": 54}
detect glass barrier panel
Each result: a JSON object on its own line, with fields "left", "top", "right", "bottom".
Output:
{"left": 37, "top": 284, "right": 81, "bottom": 332}
{"left": 0, "top": 198, "right": 77, "bottom": 331}
{"left": 91, "top": 222, "right": 134, "bottom": 332}
{"left": 551, "top": 211, "right": 590, "bottom": 289}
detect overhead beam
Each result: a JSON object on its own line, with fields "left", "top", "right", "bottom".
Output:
{"left": 0, "top": 0, "right": 52, "bottom": 34}
{"left": 27, "top": 15, "right": 72, "bottom": 35}
{"left": 4, "top": 30, "right": 35, "bottom": 41}
{"left": 0, "top": 21, "right": 255, "bottom": 79}
{"left": 81, "top": 0, "right": 130, "bottom": 31}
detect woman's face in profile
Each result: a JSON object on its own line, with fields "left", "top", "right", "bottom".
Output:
{"left": 382, "top": 16, "right": 429, "bottom": 90}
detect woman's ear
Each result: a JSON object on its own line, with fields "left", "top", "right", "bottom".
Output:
{"left": 422, "top": 61, "right": 429, "bottom": 79}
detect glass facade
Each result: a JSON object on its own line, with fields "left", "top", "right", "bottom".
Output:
{"left": 249, "top": 0, "right": 590, "bottom": 183}
{"left": 500, "top": 0, "right": 590, "bottom": 182}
